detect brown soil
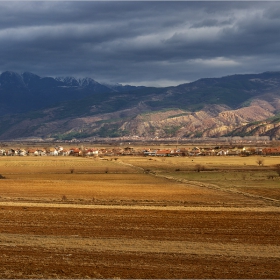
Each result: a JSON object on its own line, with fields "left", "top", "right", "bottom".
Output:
{"left": 0, "top": 204, "right": 280, "bottom": 279}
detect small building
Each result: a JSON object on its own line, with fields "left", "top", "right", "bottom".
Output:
{"left": 48, "top": 148, "right": 59, "bottom": 156}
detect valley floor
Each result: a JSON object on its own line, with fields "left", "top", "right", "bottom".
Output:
{"left": 0, "top": 156, "right": 279, "bottom": 278}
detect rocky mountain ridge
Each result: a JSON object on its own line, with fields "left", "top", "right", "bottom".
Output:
{"left": 0, "top": 71, "right": 141, "bottom": 116}
{"left": 0, "top": 71, "right": 280, "bottom": 140}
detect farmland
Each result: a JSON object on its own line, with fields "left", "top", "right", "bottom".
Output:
{"left": 0, "top": 154, "right": 280, "bottom": 278}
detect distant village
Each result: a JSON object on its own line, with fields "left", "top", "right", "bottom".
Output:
{"left": 1, "top": 145, "right": 280, "bottom": 157}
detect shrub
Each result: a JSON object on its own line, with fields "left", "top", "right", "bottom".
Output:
{"left": 194, "top": 164, "right": 205, "bottom": 172}
{"left": 0, "top": 174, "right": 5, "bottom": 179}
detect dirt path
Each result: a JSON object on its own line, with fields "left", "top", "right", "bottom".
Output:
{"left": 158, "top": 173, "right": 280, "bottom": 205}
{"left": 0, "top": 201, "right": 279, "bottom": 212}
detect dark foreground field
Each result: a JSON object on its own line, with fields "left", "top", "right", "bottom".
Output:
{"left": 1, "top": 205, "right": 280, "bottom": 279}
{"left": 0, "top": 156, "right": 279, "bottom": 278}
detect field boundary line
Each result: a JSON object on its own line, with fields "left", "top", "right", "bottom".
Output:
{"left": 155, "top": 173, "right": 280, "bottom": 206}
{"left": 115, "top": 160, "right": 280, "bottom": 206}
{"left": 115, "top": 159, "right": 145, "bottom": 172}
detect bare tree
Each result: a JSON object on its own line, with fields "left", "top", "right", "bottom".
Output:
{"left": 256, "top": 158, "right": 265, "bottom": 166}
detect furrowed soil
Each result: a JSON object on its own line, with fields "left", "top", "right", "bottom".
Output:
{"left": 0, "top": 156, "right": 280, "bottom": 278}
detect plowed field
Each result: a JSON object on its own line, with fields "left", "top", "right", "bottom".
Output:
{"left": 0, "top": 156, "right": 279, "bottom": 278}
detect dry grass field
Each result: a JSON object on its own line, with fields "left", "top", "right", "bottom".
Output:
{"left": 0, "top": 155, "right": 280, "bottom": 278}
{"left": 119, "top": 155, "right": 280, "bottom": 201}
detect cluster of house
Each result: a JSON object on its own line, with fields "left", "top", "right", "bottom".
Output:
{"left": 0, "top": 146, "right": 99, "bottom": 157}
{"left": 1, "top": 145, "right": 280, "bottom": 157}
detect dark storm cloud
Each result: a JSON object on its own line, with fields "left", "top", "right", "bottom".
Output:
{"left": 1, "top": 1, "right": 280, "bottom": 86}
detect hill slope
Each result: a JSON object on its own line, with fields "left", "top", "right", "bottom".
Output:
{"left": 0, "top": 71, "right": 280, "bottom": 140}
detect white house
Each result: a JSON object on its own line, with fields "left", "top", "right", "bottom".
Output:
{"left": 48, "top": 148, "right": 59, "bottom": 156}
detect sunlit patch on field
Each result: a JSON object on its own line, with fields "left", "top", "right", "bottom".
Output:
{"left": 0, "top": 156, "right": 276, "bottom": 206}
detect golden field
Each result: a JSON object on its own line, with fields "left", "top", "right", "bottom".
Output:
{"left": 119, "top": 155, "right": 280, "bottom": 201}
{"left": 0, "top": 155, "right": 279, "bottom": 278}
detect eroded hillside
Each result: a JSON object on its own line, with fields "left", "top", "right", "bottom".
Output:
{"left": 1, "top": 71, "right": 280, "bottom": 140}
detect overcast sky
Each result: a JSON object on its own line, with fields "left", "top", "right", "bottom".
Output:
{"left": 1, "top": 1, "right": 280, "bottom": 87}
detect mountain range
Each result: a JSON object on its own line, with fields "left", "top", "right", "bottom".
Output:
{"left": 0, "top": 70, "right": 280, "bottom": 141}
